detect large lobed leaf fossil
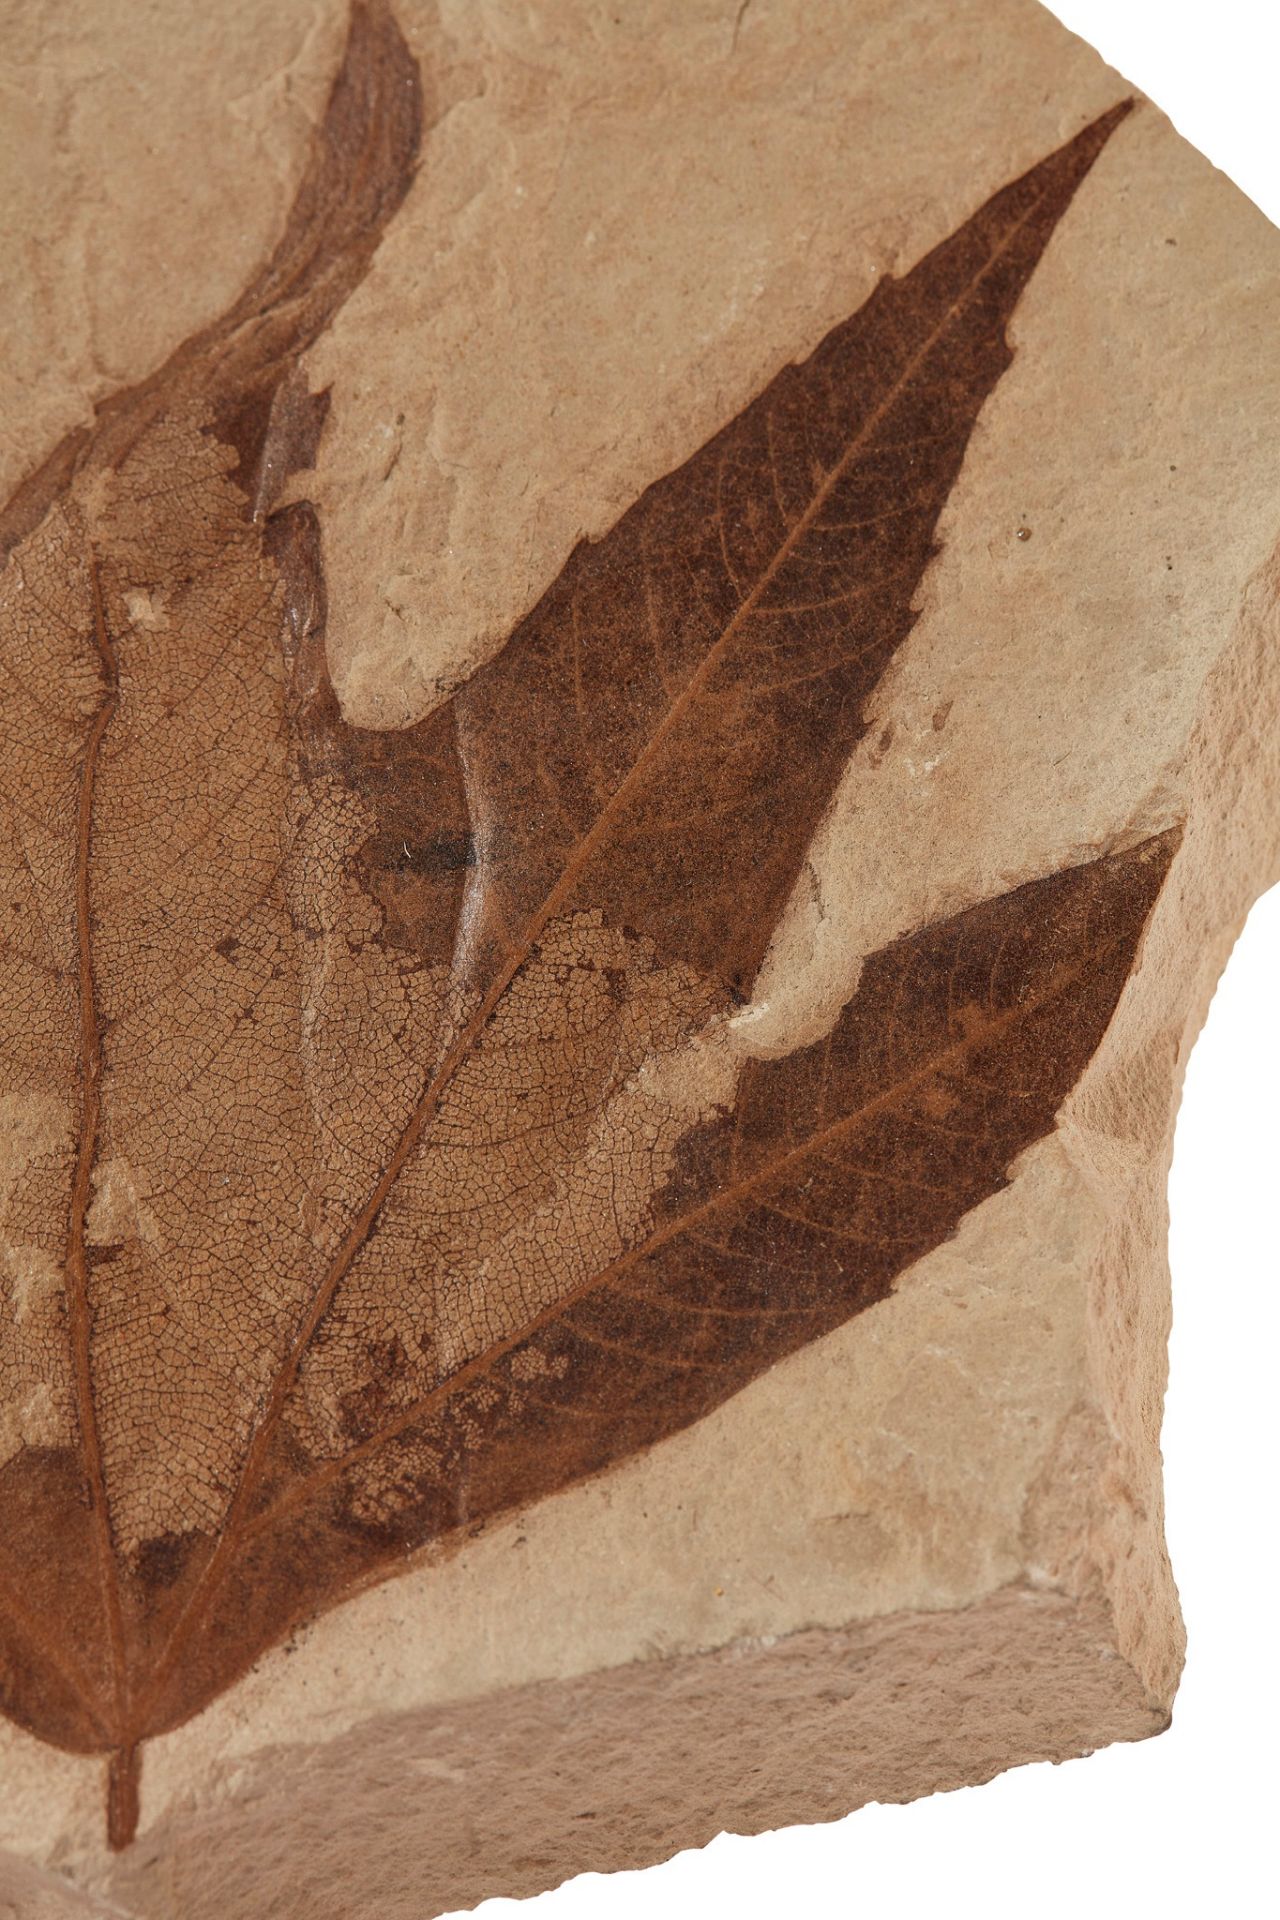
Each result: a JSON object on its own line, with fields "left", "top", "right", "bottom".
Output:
{"left": 0, "top": 0, "right": 1170, "bottom": 1848}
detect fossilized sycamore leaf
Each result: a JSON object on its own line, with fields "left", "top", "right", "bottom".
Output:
{"left": 0, "top": 0, "right": 1164, "bottom": 1847}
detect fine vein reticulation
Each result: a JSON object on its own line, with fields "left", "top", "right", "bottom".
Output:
{"left": 0, "top": 0, "right": 1161, "bottom": 1850}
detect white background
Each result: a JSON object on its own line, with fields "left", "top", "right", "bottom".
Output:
{"left": 455, "top": 5, "right": 1280, "bottom": 1914}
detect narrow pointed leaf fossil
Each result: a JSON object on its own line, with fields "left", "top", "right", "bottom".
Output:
{"left": 0, "top": 0, "right": 1162, "bottom": 1848}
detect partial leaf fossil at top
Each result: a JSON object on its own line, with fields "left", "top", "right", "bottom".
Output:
{"left": 0, "top": 0, "right": 1166, "bottom": 1850}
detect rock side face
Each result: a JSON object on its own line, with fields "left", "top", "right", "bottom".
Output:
{"left": 0, "top": 1, "right": 1276, "bottom": 1914}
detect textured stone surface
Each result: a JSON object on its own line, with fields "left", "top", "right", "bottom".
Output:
{"left": 0, "top": 0, "right": 1277, "bottom": 1913}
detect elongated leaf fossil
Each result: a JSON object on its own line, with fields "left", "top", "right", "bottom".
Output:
{"left": 0, "top": 0, "right": 1163, "bottom": 1849}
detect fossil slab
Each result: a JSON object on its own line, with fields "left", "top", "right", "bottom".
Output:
{"left": 0, "top": 0, "right": 1277, "bottom": 1914}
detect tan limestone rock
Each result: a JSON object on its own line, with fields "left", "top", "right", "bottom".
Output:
{"left": 0, "top": 1, "right": 1277, "bottom": 1914}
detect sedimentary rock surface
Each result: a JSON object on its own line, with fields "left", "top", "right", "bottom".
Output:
{"left": 0, "top": 1, "right": 1276, "bottom": 1914}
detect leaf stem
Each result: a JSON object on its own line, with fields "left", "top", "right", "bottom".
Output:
{"left": 107, "top": 1744, "right": 140, "bottom": 1853}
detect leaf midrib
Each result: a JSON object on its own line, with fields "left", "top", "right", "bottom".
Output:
{"left": 67, "top": 552, "right": 130, "bottom": 1745}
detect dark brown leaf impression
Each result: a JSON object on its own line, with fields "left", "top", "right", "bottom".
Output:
{"left": 0, "top": 1, "right": 1165, "bottom": 1847}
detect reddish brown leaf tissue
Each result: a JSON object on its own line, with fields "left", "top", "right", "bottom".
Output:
{"left": 0, "top": 0, "right": 1161, "bottom": 1847}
